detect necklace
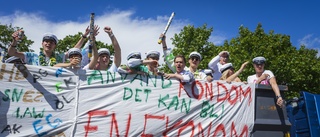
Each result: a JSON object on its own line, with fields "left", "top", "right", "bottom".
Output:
{"left": 39, "top": 51, "right": 57, "bottom": 66}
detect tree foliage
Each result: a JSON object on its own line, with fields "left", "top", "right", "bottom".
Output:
{"left": 0, "top": 23, "right": 34, "bottom": 56}
{"left": 162, "top": 24, "right": 216, "bottom": 72}
{"left": 169, "top": 23, "right": 320, "bottom": 99}
{"left": 1, "top": 23, "right": 319, "bottom": 99}
{"left": 56, "top": 32, "right": 115, "bottom": 54}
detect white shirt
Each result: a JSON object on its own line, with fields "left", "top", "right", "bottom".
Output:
{"left": 177, "top": 70, "right": 194, "bottom": 83}
{"left": 247, "top": 70, "right": 275, "bottom": 85}
{"left": 163, "top": 48, "right": 207, "bottom": 81}
{"left": 208, "top": 55, "right": 223, "bottom": 80}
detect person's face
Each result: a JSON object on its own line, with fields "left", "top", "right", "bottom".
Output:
{"left": 189, "top": 56, "right": 200, "bottom": 68}
{"left": 228, "top": 68, "right": 235, "bottom": 76}
{"left": 174, "top": 57, "right": 185, "bottom": 73}
{"left": 42, "top": 39, "right": 56, "bottom": 53}
{"left": 253, "top": 63, "right": 265, "bottom": 73}
{"left": 69, "top": 54, "right": 82, "bottom": 62}
{"left": 147, "top": 56, "right": 159, "bottom": 68}
{"left": 98, "top": 54, "right": 110, "bottom": 64}
{"left": 219, "top": 54, "right": 229, "bottom": 65}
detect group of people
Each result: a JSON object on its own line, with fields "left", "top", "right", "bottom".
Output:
{"left": 4, "top": 26, "right": 283, "bottom": 107}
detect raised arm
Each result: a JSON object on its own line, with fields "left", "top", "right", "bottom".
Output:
{"left": 87, "top": 25, "right": 100, "bottom": 69}
{"left": 225, "top": 61, "right": 249, "bottom": 83}
{"left": 161, "top": 34, "right": 176, "bottom": 72}
{"left": 269, "top": 76, "right": 283, "bottom": 107}
{"left": 104, "top": 26, "right": 121, "bottom": 67}
{"left": 74, "top": 26, "right": 90, "bottom": 49}
{"left": 8, "top": 30, "right": 25, "bottom": 60}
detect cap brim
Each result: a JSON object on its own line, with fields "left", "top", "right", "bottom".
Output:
{"left": 147, "top": 54, "right": 159, "bottom": 59}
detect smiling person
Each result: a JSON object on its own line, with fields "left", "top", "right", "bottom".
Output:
{"left": 8, "top": 31, "right": 65, "bottom": 66}
{"left": 83, "top": 26, "right": 121, "bottom": 71}
{"left": 8, "top": 27, "right": 96, "bottom": 67}
{"left": 163, "top": 55, "right": 194, "bottom": 83}
{"left": 160, "top": 34, "right": 212, "bottom": 82}
{"left": 247, "top": 56, "right": 283, "bottom": 107}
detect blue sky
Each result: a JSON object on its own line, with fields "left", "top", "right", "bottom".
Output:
{"left": 1, "top": 0, "right": 319, "bottom": 63}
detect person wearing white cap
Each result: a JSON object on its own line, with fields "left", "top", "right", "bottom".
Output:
{"left": 83, "top": 26, "right": 121, "bottom": 71}
{"left": 220, "top": 61, "right": 249, "bottom": 83}
{"left": 144, "top": 50, "right": 161, "bottom": 74}
{"left": 247, "top": 56, "right": 283, "bottom": 107}
{"left": 118, "top": 51, "right": 158, "bottom": 75}
{"left": 8, "top": 31, "right": 62, "bottom": 66}
{"left": 163, "top": 55, "right": 194, "bottom": 83}
{"left": 53, "top": 48, "right": 83, "bottom": 68}
{"left": 160, "top": 34, "right": 212, "bottom": 81}
{"left": 8, "top": 26, "right": 98, "bottom": 67}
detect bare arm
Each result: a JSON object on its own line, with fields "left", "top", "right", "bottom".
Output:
{"left": 104, "top": 26, "right": 121, "bottom": 67}
{"left": 256, "top": 73, "right": 269, "bottom": 84}
{"left": 164, "top": 73, "right": 184, "bottom": 81}
{"left": 74, "top": 26, "right": 90, "bottom": 49}
{"left": 87, "top": 26, "right": 100, "bottom": 69}
{"left": 161, "top": 34, "right": 176, "bottom": 73}
{"left": 87, "top": 37, "right": 98, "bottom": 69}
{"left": 66, "top": 26, "right": 99, "bottom": 60}
{"left": 54, "top": 58, "right": 80, "bottom": 68}
{"left": 225, "top": 61, "right": 249, "bottom": 83}
{"left": 8, "top": 30, "right": 25, "bottom": 60}
{"left": 269, "top": 77, "right": 283, "bottom": 107}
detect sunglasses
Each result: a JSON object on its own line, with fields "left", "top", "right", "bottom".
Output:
{"left": 190, "top": 57, "right": 200, "bottom": 61}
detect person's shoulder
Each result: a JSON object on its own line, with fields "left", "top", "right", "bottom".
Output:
{"left": 264, "top": 70, "right": 274, "bottom": 74}
{"left": 247, "top": 74, "right": 255, "bottom": 78}
{"left": 24, "top": 52, "right": 38, "bottom": 56}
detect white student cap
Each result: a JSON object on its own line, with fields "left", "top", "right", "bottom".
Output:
{"left": 42, "top": 33, "right": 58, "bottom": 44}
{"left": 189, "top": 51, "right": 202, "bottom": 60}
{"left": 127, "top": 51, "right": 141, "bottom": 60}
{"left": 98, "top": 48, "right": 110, "bottom": 56}
{"left": 220, "top": 63, "right": 234, "bottom": 73}
{"left": 252, "top": 56, "right": 266, "bottom": 64}
{"left": 146, "top": 50, "right": 160, "bottom": 59}
{"left": 68, "top": 48, "right": 82, "bottom": 58}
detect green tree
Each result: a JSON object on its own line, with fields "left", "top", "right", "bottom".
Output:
{"left": 56, "top": 32, "right": 115, "bottom": 66}
{"left": 168, "top": 23, "right": 320, "bottom": 99}
{"left": 56, "top": 32, "right": 115, "bottom": 54}
{"left": 0, "top": 23, "right": 34, "bottom": 58}
{"left": 222, "top": 23, "right": 320, "bottom": 98}
{"left": 162, "top": 24, "right": 216, "bottom": 73}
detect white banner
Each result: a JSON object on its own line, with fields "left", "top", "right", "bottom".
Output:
{"left": 0, "top": 63, "right": 255, "bottom": 137}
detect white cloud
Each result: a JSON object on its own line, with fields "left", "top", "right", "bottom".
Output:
{"left": 0, "top": 9, "right": 228, "bottom": 64}
{"left": 298, "top": 34, "right": 320, "bottom": 57}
